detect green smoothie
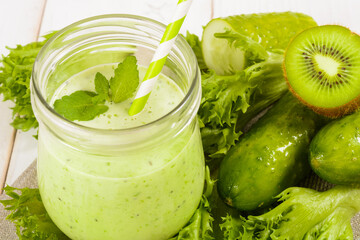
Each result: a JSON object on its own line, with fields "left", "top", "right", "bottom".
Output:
{"left": 37, "top": 64, "right": 205, "bottom": 239}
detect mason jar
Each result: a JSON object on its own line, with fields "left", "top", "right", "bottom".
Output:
{"left": 31, "top": 14, "right": 204, "bottom": 240}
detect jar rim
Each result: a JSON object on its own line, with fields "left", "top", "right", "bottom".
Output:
{"left": 31, "top": 14, "right": 200, "bottom": 136}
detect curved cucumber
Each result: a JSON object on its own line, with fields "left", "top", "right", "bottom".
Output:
{"left": 310, "top": 111, "right": 360, "bottom": 185}
{"left": 202, "top": 12, "right": 317, "bottom": 75}
{"left": 218, "top": 93, "right": 324, "bottom": 211}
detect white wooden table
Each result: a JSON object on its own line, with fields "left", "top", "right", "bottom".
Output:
{"left": 0, "top": 0, "right": 359, "bottom": 190}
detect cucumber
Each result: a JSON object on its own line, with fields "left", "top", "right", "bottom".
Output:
{"left": 217, "top": 93, "right": 324, "bottom": 211}
{"left": 310, "top": 111, "right": 360, "bottom": 185}
{"left": 202, "top": 12, "right": 317, "bottom": 75}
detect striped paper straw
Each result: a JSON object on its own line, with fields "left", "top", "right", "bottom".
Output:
{"left": 128, "top": 0, "right": 193, "bottom": 116}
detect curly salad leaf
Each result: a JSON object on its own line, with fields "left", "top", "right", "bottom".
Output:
{"left": 199, "top": 53, "right": 288, "bottom": 158}
{"left": 0, "top": 32, "right": 55, "bottom": 132}
{"left": 220, "top": 186, "right": 360, "bottom": 239}
{"left": 171, "top": 166, "right": 215, "bottom": 240}
{"left": 214, "top": 30, "right": 269, "bottom": 68}
{"left": 183, "top": 32, "right": 207, "bottom": 72}
{"left": 171, "top": 196, "right": 214, "bottom": 240}
{"left": 0, "top": 186, "right": 70, "bottom": 240}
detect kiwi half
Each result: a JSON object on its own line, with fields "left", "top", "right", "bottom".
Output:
{"left": 284, "top": 25, "right": 360, "bottom": 118}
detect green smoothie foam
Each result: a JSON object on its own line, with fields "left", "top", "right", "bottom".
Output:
{"left": 37, "top": 64, "right": 205, "bottom": 239}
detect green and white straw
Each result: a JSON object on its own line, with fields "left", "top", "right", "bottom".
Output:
{"left": 128, "top": 0, "right": 193, "bottom": 116}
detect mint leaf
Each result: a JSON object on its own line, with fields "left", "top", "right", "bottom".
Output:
{"left": 110, "top": 56, "right": 139, "bottom": 103}
{"left": 94, "top": 72, "right": 110, "bottom": 102}
{"left": 54, "top": 91, "right": 108, "bottom": 121}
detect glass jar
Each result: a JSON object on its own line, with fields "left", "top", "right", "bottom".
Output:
{"left": 31, "top": 14, "right": 204, "bottom": 240}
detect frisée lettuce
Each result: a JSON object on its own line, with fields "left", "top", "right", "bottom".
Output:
{"left": 220, "top": 186, "right": 360, "bottom": 239}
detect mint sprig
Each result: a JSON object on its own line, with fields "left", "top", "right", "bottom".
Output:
{"left": 53, "top": 56, "right": 139, "bottom": 121}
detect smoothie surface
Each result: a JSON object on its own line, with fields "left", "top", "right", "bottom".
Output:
{"left": 51, "top": 63, "right": 184, "bottom": 129}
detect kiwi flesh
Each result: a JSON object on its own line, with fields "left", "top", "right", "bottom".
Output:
{"left": 284, "top": 25, "right": 360, "bottom": 118}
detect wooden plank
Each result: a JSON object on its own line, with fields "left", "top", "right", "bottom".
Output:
{"left": 6, "top": 130, "right": 38, "bottom": 185}
{"left": 0, "top": 0, "right": 45, "bottom": 53}
{"left": 1, "top": 0, "right": 47, "bottom": 187}
{"left": 213, "top": 0, "right": 360, "bottom": 33}
{"left": 0, "top": 98, "right": 16, "bottom": 190}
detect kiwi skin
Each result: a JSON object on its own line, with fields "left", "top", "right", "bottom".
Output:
{"left": 284, "top": 69, "right": 360, "bottom": 119}
{"left": 283, "top": 25, "right": 360, "bottom": 119}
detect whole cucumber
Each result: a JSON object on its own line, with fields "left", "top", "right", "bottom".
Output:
{"left": 218, "top": 93, "right": 324, "bottom": 211}
{"left": 310, "top": 111, "right": 360, "bottom": 185}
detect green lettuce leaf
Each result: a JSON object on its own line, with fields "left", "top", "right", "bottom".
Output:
{"left": 0, "top": 186, "right": 70, "bottom": 240}
{"left": 219, "top": 214, "right": 243, "bottom": 240}
{"left": 0, "top": 32, "right": 56, "bottom": 132}
{"left": 214, "top": 29, "right": 268, "bottom": 68}
{"left": 199, "top": 53, "right": 288, "bottom": 158}
{"left": 170, "top": 167, "right": 215, "bottom": 240}
{"left": 183, "top": 32, "right": 207, "bottom": 72}
{"left": 220, "top": 186, "right": 360, "bottom": 239}
{"left": 171, "top": 196, "right": 214, "bottom": 240}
